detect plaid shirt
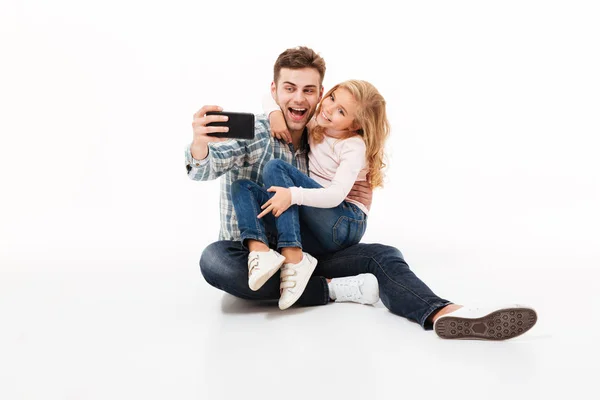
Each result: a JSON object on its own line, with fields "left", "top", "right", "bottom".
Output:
{"left": 185, "top": 114, "right": 309, "bottom": 242}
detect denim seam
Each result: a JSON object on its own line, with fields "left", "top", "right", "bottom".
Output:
{"left": 332, "top": 216, "right": 349, "bottom": 247}
{"left": 290, "top": 205, "right": 301, "bottom": 245}
{"left": 277, "top": 240, "right": 303, "bottom": 249}
{"left": 240, "top": 233, "right": 268, "bottom": 250}
{"left": 368, "top": 254, "right": 434, "bottom": 308}
{"left": 420, "top": 301, "right": 452, "bottom": 329}
{"left": 249, "top": 188, "right": 264, "bottom": 237}
{"left": 332, "top": 216, "right": 365, "bottom": 247}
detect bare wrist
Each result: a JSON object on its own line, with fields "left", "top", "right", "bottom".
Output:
{"left": 191, "top": 142, "right": 208, "bottom": 160}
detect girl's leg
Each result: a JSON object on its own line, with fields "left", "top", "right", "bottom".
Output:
{"left": 231, "top": 179, "right": 276, "bottom": 249}
{"left": 262, "top": 159, "right": 328, "bottom": 308}
{"left": 262, "top": 158, "right": 367, "bottom": 255}
{"left": 261, "top": 159, "right": 325, "bottom": 259}
{"left": 231, "top": 179, "right": 286, "bottom": 291}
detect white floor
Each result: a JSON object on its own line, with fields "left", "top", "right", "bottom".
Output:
{"left": 2, "top": 2, "right": 600, "bottom": 398}
{"left": 1, "top": 213, "right": 598, "bottom": 400}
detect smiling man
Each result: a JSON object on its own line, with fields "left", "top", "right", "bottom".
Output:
{"left": 185, "top": 47, "right": 381, "bottom": 308}
{"left": 185, "top": 46, "right": 538, "bottom": 340}
{"left": 273, "top": 68, "right": 321, "bottom": 140}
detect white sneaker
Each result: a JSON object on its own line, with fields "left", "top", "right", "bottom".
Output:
{"left": 247, "top": 250, "right": 286, "bottom": 291}
{"left": 278, "top": 252, "right": 318, "bottom": 310}
{"left": 434, "top": 304, "right": 537, "bottom": 341}
{"left": 329, "top": 273, "right": 379, "bottom": 305}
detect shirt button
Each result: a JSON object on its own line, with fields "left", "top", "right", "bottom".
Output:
{"left": 195, "top": 163, "right": 200, "bottom": 166}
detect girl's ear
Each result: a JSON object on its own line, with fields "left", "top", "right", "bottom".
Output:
{"left": 351, "top": 121, "right": 362, "bottom": 132}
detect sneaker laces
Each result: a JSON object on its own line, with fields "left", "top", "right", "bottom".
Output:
{"left": 334, "top": 278, "right": 363, "bottom": 302}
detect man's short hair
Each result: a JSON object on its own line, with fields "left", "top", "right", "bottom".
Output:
{"left": 273, "top": 46, "right": 326, "bottom": 87}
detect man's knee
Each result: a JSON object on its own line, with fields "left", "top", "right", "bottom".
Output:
{"left": 363, "top": 243, "right": 405, "bottom": 264}
{"left": 199, "top": 240, "right": 247, "bottom": 287}
{"left": 199, "top": 242, "right": 225, "bottom": 286}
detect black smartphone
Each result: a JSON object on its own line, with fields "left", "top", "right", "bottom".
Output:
{"left": 206, "top": 111, "right": 255, "bottom": 140}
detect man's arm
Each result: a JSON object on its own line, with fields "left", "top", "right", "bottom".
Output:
{"left": 347, "top": 180, "right": 373, "bottom": 211}
{"left": 186, "top": 105, "right": 269, "bottom": 181}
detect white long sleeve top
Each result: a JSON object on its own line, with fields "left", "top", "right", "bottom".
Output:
{"left": 289, "top": 133, "right": 369, "bottom": 216}
{"left": 262, "top": 94, "right": 369, "bottom": 215}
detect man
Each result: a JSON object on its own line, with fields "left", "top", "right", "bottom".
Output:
{"left": 185, "top": 46, "right": 537, "bottom": 340}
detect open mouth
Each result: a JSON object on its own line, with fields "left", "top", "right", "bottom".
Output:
{"left": 288, "top": 107, "right": 308, "bottom": 121}
{"left": 321, "top": 111, "right": 331, "bottom": 122}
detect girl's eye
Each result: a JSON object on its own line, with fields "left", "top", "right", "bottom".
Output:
{"left": 338, "top": 109, "right": 344, "bottom": 116}
{"left": 330, "top": 94, "right": 334, "bottom": 101}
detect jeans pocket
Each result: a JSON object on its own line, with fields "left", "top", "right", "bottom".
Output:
{"left": 333, "top": 216, "right": 365, "bottom": 248}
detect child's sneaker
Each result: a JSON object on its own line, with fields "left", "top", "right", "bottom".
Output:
{"left": 278, "top": 252, "right": 318, "bottom": 310}
{"left": 247, "top": 250, "right": 286, "bottom": 291}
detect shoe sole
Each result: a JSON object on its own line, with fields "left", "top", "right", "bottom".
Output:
{"left": 279, "top": 257, "right": 318, "bottom": 310}
{"left": 435, "top": 307, "right": 537, "bottom": 341}
{"left": 248, "top": 258, "right": 286, "bottom": 291}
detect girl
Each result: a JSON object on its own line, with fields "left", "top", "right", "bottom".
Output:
{"left": 231, "top": 80, "right": 390, "bottom": 310}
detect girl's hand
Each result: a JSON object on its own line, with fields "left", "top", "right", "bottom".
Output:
{"left": 269, "top": 111, "right": 292, "bottom": 143}
{"left": 257, "top": 186, "right": 292, "bottom": 218}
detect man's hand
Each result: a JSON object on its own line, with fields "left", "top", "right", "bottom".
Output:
{"left": 269, "top": 111, "right": 292, "bottom": 143}
{"left": 347, "top": 179, "right": 373, "bottom": 211}
{"left": 257, "top": 186, "right": 292, "bottom": 218}
{"left": 190, "top": 105, "right": 230, "bottom": 160}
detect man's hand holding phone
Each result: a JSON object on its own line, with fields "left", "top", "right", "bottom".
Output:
{"left": 191, "top": 106, "right": 256, "bottom": 160}
{"left": 191, "top": 105, "right": 230, "bottom": 160}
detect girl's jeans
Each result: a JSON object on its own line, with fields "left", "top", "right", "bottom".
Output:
{"left": 231, "top": 159, "right": 366, "bottom": 255}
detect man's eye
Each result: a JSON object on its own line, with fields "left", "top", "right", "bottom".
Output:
{"left": 286, "top": 87, "right": 293, "bottom": 92}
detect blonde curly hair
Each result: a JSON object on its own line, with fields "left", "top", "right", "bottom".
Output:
{"left": 311, "top": 80, "right": 390, "bottom": 188}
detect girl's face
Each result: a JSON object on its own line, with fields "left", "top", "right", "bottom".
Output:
{"left": 315, "top": 87, "right": 360, "bottom": 133}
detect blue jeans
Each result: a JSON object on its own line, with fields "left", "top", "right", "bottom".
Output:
{"left": 231, "top": 159, "right": 367, "bottom": 254}
{"left": 200, "top": 241, "right": 452, "bottom": 330}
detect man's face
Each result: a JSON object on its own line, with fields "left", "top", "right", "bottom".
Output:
{"left": 271, "top": 68, "right": 323, "bottom": 134}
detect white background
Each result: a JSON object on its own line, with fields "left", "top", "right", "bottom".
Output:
{"left": 1, "top": 1, "right": 599, "bottom": 399}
